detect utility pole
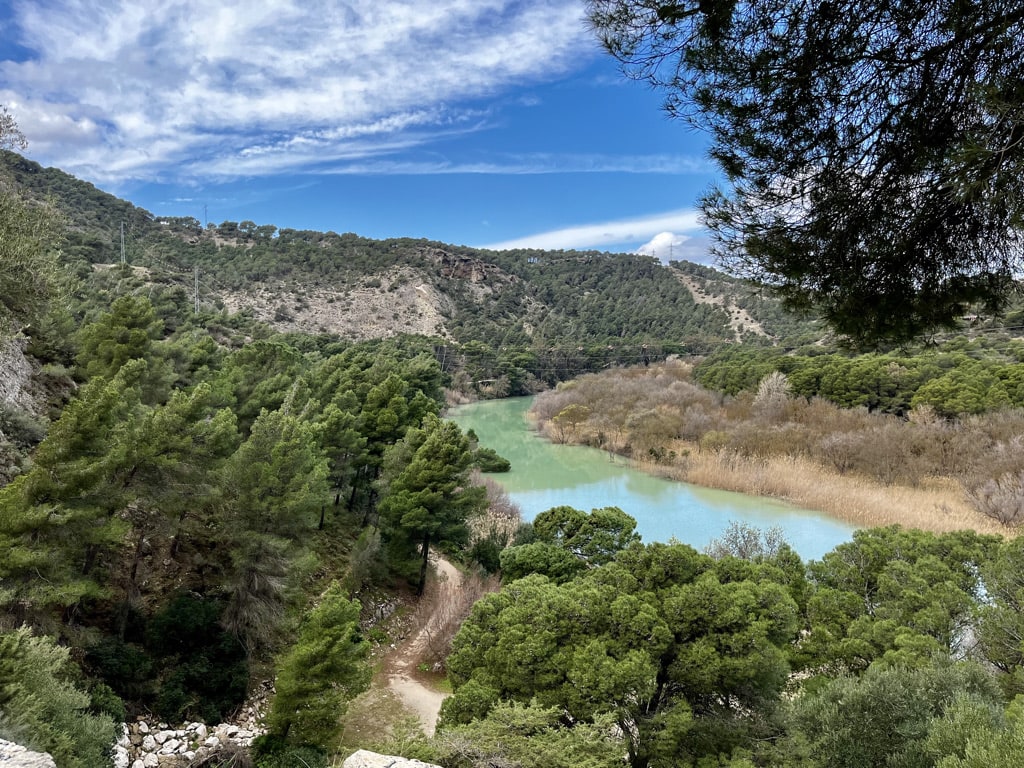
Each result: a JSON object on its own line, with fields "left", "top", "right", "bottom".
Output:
{"left": 194, "top": 267, "right": 199, "bottom": 314}
{"left": 120, "top": 221, "right": 126, "bottom": 264}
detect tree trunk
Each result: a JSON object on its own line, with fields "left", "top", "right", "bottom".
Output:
{"left": 170, "top": 508, "right": 188, "bottom": 559}
{"left": 417, "top": 532, "right": 431, "bottom": 596}
{"left": 81, "top": 543, "right": 99, "bottom": 576}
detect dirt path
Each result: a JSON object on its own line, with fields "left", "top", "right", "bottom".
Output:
{"left": 380, "top": 555, "right": 461, "bottom": 736}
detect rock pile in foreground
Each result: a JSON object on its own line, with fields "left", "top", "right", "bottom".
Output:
{"left": 113, "top": 720, "right": 263, "bottom": 767}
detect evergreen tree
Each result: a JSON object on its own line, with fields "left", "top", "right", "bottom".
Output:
{"left": 0, "top": 362, "right": 147, "bottom": 625}
{"left": 265, "top": 582, "right": 371, "bottom": 747}
{"left": 378, "top": 415, "right": 485, "bottom": 594}
{"left": 219, "top": 402, "right": 329, "bottom": 653}
{"left": 444, "top": 542, "right": 799, "bottom": 768}
{"left": 0, "top": 627, "right": 117, "bottom": 768}
{"left": 589, "top": 0, "right": 1024, "bottom": 344}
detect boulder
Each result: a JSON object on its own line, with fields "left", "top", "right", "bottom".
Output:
{"left": 0, "top": 740, "right": 57, "bottom": 768}
{"left": 342, "top": 750, "right": 442, "bottom": 768}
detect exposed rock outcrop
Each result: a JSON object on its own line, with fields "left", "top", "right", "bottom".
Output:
{"left": 342, "top": 750, "right": 442, "bottom": 768}
{"left": 0, "top": 338, "right": 38, "bottom": 415}
{"left": 0, "top": 739, "right": 57, "bottom": 768}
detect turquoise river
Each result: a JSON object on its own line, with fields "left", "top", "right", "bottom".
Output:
{"left": 449, "top": 397, "right": 857, "bottom": 561}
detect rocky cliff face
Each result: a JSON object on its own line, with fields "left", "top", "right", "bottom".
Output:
{"left": 0, "top": 338, "right": 39, "bottom": 416}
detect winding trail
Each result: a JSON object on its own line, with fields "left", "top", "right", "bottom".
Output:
{"left": 380, "top": 555, "right": 461, "bottom": 736}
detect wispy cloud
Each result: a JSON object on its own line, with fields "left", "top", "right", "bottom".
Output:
{"left": 0, "top": 0, "right": 593, "bottom": 183}
{"left": 316, "top": 153, "right": 713, "bottom": 176}
{"left": 480, "top": 209, "right": 706, "bottom": 253}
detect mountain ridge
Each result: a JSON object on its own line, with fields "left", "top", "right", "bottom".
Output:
{"left": 1, "top": 149, "right": 822, "bottom": 364}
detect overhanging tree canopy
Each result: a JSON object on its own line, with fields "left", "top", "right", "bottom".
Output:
{"left": 588, "top": 0, "right": 1024, "bottom": 344}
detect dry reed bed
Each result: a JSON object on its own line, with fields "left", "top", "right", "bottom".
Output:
{"left": 634, "top": 446, "right": 1005, "bottom": 536}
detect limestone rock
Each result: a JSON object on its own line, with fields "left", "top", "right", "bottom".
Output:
{"left": 0, "top": 739, "right": 57, "bottom": 768}
{"left": 112, "top": 744, "right": 132, "bottom": 768}
{"left": 342, "top": 750, "right": 443, "bottom": 768}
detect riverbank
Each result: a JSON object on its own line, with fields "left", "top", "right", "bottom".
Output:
{"left": 627, "top": 443, "right": 1003, "bottom": 536}
{"left": 524, "top": 361, "right": 1011, "bottom": 537}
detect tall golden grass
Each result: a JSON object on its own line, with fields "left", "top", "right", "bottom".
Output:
{"left": 637, "top": 445, "right": 1006, "bottom": 536}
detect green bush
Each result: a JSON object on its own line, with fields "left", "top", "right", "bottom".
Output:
{"left": 251, "top": 734, "right": 327, "bottom": 768}
{"left": 88, "top": 594, "right": 248, "bottom": 723}
{"left": 474, "top": 446, "right": 511, "bottom": 472}
{"left": 0, "top": 627, "right": 117, "bottom": 768}
{"left": 469, "top": 534, "right": 504, "bottom": 573}
{"left": 0, "top": 404, "right": 46, "bottom": 448}
{"left": 86, "top": 638, "right": 155, "bottom": 702}
{"left": 87, "top": 681, "right": 126, "bottom": 723}
{"left": 145, "top": 594, "right": 248, "bottom": 723}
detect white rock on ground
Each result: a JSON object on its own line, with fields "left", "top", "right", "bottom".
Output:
{"left": 342, "top": 750, "right": 443, "bottom": 768}
{"left": 0, "top": 740, "right": 57, "bottom": 768}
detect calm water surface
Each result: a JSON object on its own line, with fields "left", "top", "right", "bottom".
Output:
{"left": 450, "top": 397, "right": 856, "bottom": 561}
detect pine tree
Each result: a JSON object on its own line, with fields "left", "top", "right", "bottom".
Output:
{"left": 265, "top": 582, "right": 371, "bottom": 747}
{"left": 378, "top": 415, "right": 485, "bottom": 594}
{"left": 0, "top": 627, "right": 117, "bottom": 768}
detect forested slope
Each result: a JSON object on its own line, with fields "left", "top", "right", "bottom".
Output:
{"left": 0, "top": 150, "right": 828, "bottom": 395}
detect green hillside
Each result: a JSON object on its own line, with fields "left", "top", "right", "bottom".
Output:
{"left": 1, "top": 150, "right": 830, "bottom": 395}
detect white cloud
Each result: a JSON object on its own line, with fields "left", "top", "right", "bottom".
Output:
{"left": 637, "top": 231, "right": 688, "bottom": 261}
{"left": 480, "top": 209, "right": 706, "bottom": 253}
{"left": 315, "top": 152, "right": 712, "bottom": 176}
{"left": 1, "top": 0, "right": 593, "bottom": 182}
{"left": 635, "top": 230, "right": 716, "bottom": 264}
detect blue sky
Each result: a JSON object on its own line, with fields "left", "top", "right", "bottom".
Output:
{"left": 0, "top": 0, "right": 718, "bottom": 262}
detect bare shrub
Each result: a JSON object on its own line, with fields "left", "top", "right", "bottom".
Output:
{"left": 753, "top": 371, "right": 791, "bottom": 421}
{"left": 467, "top": 473, "right": 522, "bottom": 548}
{"left": 679, "top": 404, "right": 714, "bottom": 442}
{"left": 911, "top": 420, "right": 988, "bottom": 478}
{"left": 531, "top": 386, "right": 578, "bottom": 424}
{"left": 729, "top": 422, "right": 807, "bottom": 458}
{"left": 420, "top": 567, "right": 501, "bottom": 667}
{"left": 699, "top": 429, "right": 731, "bottom": 454}
{"left": 626, "top": 406, "right": 681, "bottom": 455}
{"left": 970, "top": 408, "right": 1024, "bottom": 445}
{"left": 705, "top": 520, "right": 789, "bottom": 560}
{"left": 815, "top": 432, "right": 861, "bottom": 475}
{"left": 189, "top": 743, "right": 254, "bottom": 768}
{"left": 964, "top": 472, "right": 1024, "bottom": 526}
{"left": 979, "top": 436, "right": 1024, "bottom": 479}
{"left": 851, "top": 420, "right": 926, "bottom": 486}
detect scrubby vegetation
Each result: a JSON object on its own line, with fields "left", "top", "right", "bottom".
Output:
{"left": 530, "top": 360, "right": 1024, "bottom": 532}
